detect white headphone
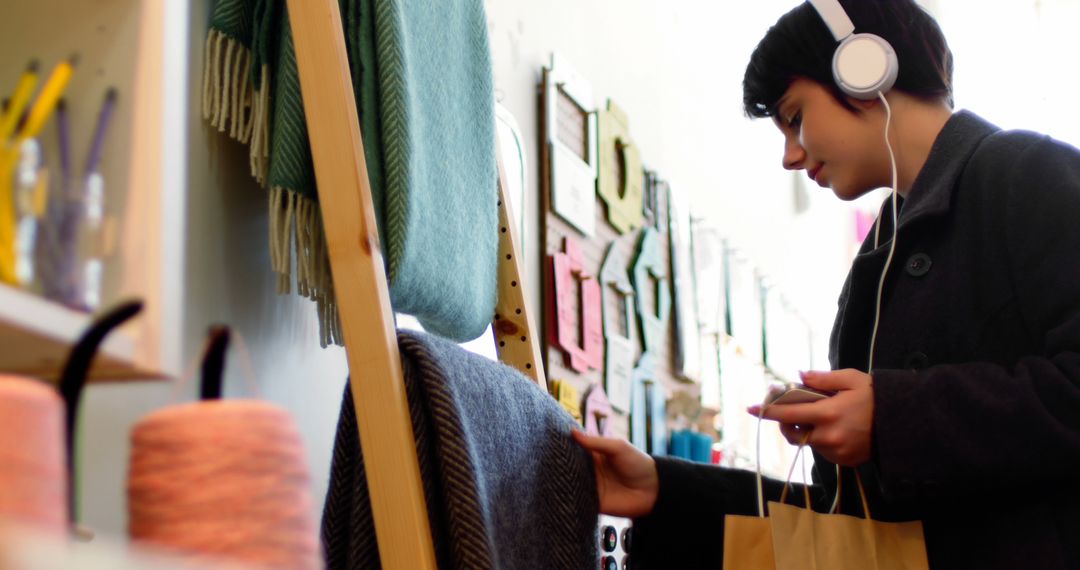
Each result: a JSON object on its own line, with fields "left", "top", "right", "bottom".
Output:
{"left": 808, "top": 0, "right": 898, "bottom": 99}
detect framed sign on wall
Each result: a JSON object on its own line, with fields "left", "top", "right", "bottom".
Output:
{"left": 542, "top": 55, "right": 598, "bottom": 236}
{"left": 597, "top": 100, "right": 644, "bottom": 234}
{"left": 668, "top": 185, "right": 701, "bottom": 383}
{"left": 550, "top": 236, "right": 604, "bottom": 373}
{"left": 632, "top": 228, "right": 670, "bottom": 356}
{"left": 599, "top": 242, "right": 636, "bottom": 412}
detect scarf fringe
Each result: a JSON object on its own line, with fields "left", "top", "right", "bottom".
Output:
{"left": 269, "top": 188, "right": 343, "bottom": 347}
{"left": 202, "top": 30, "right": 269, "bottom": 183}
{"left": 205, "top": 30, "right": 340, "bottom": 348}
{"left": 202, "top": 30, "right": 256, "bottom": 146}
{"left": 249, "top": 69, "right": 271, "bottom": 185}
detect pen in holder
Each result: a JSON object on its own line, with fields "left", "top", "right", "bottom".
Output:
{"left": 0, "top": 56, "right": 75, "bottom": 286}
{"left": 36, "top": 88, "right": 117, "bottom": 310}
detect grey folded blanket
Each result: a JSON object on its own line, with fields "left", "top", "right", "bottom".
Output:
{"left": 322, "top": 330, "right": 599, "bottom": 569}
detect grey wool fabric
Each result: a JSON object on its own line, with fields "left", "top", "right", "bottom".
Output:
{"left": 322, "top": 330, "right": 599, "bottom": 569}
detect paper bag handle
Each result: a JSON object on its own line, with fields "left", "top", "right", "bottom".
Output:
{"left": 777, "top": 440, "right": 874, "bottom": 518}
{"left": 755, "top": 398, "right": 813, "bottom": 517}
{"left": 832, "top": 466, "right": 873, "bottom": 519}
{"left": 778, "top": 434, "right": 813, "bottom": 509}
{"left": 755, "top": 396, "right": 873, "bottom": 519}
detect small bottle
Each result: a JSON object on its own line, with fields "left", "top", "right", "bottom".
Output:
{"left": 14, "top": 138, "right": 42, "bottom": 286}
{"left": 80, "top": 171, "right": 105, "bottom": 310}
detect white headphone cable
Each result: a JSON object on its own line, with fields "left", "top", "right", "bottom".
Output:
{"left": 869, "top": 91, "right": 900, "bottom": 374}
{"left": 756, "top": 399, "right": 766, "bottom": 517}
{"left": 830, "top": 91, "right": 900, "bottom": 515}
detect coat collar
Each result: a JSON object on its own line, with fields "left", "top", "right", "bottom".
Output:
{"left": 896, "top": 110, "right": 1000, "bottom": 230}
{"left": 832, "top": 111, "right": 1002, "bottom": 369}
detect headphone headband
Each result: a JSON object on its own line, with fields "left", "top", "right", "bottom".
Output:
{"left": 808, "top": 0, "right": 856, "bottom": 41}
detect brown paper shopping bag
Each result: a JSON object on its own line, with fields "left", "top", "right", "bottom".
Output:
{"left": 768, "top": 468, "right": 928, "bottom": 570}
{"left": 721, "top": 427, "right": 810, "bottom": 569}
{"left": 723, "top": 512, "right": 776, "bottom": 569}
{"left": 724, "top": 416, "right": 928, "bottom": 570}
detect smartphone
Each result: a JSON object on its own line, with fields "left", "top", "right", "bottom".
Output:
{"left": 766, "top": 382, "right": 836, "bottom": 406}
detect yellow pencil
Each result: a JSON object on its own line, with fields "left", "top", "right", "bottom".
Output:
{"left": 17, "top": 56, "right": 77, "bottom": 142}
{"left": 0, "top": 61, "right": 39, "bottom": 143}
{"left": 0, "top": 151, "right": 19, "bottom": 283}
{"left": 0, "top": 57, "right": 77, "bottom": 283}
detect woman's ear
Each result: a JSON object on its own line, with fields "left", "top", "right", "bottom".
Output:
{"left": 847, "top": 94, "right": 882, "bottom": 112}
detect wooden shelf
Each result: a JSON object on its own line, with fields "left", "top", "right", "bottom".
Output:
{"left": 0, "top": 0, "right": 183, "bottom": 383}
{"left": 0, "top": 284, "right": 163, "bottom": 382}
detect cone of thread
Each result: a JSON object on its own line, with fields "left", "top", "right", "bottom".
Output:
{"left": 128, "top": 400, "right": 319, "bottom": 569}
{"left": 0, "top": 375, "right": 67, "bottom": 533}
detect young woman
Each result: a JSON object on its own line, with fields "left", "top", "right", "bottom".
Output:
{"left": 573, "top": 1, "right": 1080, "bottom": 568}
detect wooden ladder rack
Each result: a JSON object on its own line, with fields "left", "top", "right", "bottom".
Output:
{"left": 286, "top": 0, "right": 546, "bottom": 566}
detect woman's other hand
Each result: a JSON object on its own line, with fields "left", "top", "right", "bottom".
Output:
{"left": 571, "top": 430, "right": 660, "bottom": 518}
{"left": 747, "top": 369, "right": 875, "bottom": 466}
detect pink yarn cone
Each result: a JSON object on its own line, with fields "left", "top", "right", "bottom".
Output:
{"left": 0, "top": 375, "right": 68, "bottom": 533}
{"left": 128, "top": 400, "right": 320, "bottom": 569}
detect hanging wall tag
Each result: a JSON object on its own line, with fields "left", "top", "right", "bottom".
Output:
{"left": 668, "top": 184, "right": 701, "bottom": 382}
{"left": 599, "top": 242, "right": 635, "bottom": 412}
{"left": 648, "top": 380, "right": 668, "bottom": 457}
{"left": 543, "top": 54, "right": 598, "bottom": 236}
{"left": 583, "top": 382, "right": 614, "bottom": 437}
{"left": 629, "top": 352, "right": 656, "bottom": 451}
{"left": 551, "top": 236, "right": 604, "bottom": 373}
{"left": 597, "top": 100, "right": 644, "bottom": 234}
{"left": 552, "top": 379, "right": 583, "bottom": 424}
{"left": 632, "top": 228, "right": 670, "bottom": 354}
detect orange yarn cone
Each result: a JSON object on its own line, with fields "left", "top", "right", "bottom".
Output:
{"left": 0, "top": 374, "right": 67, "bottom": 533}
{"left": 127, "top": 400, "right": 320, "bottom": 569}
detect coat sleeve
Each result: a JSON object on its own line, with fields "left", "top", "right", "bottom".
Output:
{"left": 870, "top": 136, "right": 1080, "bottom": 502}
{"left": 630, "top": 457, "right": 828, "bottom": 568}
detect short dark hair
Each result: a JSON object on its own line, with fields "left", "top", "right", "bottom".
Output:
{"left": 742, "top": 0, "right": 954, "bottom": 118}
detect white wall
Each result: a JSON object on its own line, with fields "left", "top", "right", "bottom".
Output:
{"left": 484, "top": 0, "right": 859, "bottom": 354}
{"left": 933, "top": 0, "right": 1080, "bottom": 148}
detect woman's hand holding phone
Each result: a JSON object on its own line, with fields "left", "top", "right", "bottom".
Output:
{"left": 747, "top": 369, "right": 875, "bottom": 467}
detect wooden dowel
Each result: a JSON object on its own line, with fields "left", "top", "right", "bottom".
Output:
{"left": 285, "top": 0, "right": 436, "bottom": 567}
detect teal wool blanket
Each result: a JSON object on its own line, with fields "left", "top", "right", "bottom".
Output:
{"left": 203, "top": 0, "right": 499, "bottom": 345}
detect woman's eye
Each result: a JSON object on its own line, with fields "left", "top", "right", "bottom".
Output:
{"left": 787, "top": 112, "right": 802, "bottom": 129}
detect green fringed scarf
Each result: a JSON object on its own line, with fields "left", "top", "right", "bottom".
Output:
{"left": 203, "top": 0, "right": 498, "bottom": 347}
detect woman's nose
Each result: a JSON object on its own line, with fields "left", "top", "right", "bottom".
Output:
{"left": 782, "top": 137, "right": 806, "bottom": 171}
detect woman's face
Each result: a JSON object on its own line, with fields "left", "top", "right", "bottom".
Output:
{"left": 773, "top": 77, "right": 890, "bottom": 201}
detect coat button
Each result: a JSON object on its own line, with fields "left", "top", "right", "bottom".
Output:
{"left": 904, "top": 351, "right": 929, "bottom": 370}
{"left": 905, "top": 253, "right": 932, "bottom": 277}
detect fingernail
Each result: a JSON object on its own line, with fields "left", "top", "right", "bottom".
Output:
{"left": 798, "top": 370, "right": 809, "bottom": 381}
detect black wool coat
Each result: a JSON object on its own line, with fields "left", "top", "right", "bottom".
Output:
{"left": 631, "top": 111, "right": 1080, "bottom": 569}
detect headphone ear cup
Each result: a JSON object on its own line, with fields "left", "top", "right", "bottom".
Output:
{"left": 832, "top": 33, "right": 898, "bottom": 99}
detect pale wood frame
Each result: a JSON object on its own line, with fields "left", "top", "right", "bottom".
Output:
{"left": 287, "top": 0, "right": 545, "bottom": 565}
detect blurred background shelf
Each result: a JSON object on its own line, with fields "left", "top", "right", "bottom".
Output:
{"left": 0, "top": 0, "right": 185, "bottom": 384}
{"left": 0, "top": 283, "right": 164, "bottom": 382}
